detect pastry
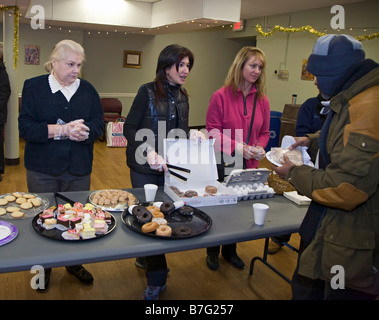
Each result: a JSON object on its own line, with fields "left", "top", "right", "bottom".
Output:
{"left": 20, "top": 202, "right": 33, "bottom": 210}
{"left": 184, "top": 190, "right": 198, "bottom": 198}
{"left": 271, "top": 148, "right": 303, "bottom": 166}
{"left": 4, "top": 195, "right": 16, "bottom": 202}
{"left": 160, "top": 201, "right": 175, "bottom": 214}
{"left": 11, "top": 211, "right": 24, "bottom": 218}
{"left": 141, "top": 221, "right": 159, "bottom": 233}
{"left": 30, "top": 198, "right": 42, "bottom": 207}
{"left": 22, "top": 193, "right": 35, "bottom": 199}
{"left": 155, "top": 225, "right": 172, "bottom": 237}
{"left": 173, "top": 225, "right": 192, "bottom": 236}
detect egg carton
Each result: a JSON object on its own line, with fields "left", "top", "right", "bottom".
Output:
{"left": 223, "top": 168, "right": 275, "bottom": 201}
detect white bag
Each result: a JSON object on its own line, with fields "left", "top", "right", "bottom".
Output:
{"left": 106, "top": 120, "right": 127, "bottom": 147}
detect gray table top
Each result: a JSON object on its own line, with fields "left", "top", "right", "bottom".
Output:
{"left": 0, "top": 188, "right": 307, "bottom": 273}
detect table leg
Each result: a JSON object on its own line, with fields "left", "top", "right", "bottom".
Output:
{"left": 249, "top": 237, "right": 292, "bottom": 284}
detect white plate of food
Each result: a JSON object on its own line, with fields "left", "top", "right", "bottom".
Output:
{"left": 89, "top": 189, "right": 138, "bottom": 211}
{"left": 0, "top": 192, "right": 49, "bottom": 219}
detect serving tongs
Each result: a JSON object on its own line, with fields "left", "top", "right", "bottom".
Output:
{"left": 166, "top": 163, "right": 191, "bottom": 182}
{"left": 54, "top": 192, "right": 76, "bottom": 206}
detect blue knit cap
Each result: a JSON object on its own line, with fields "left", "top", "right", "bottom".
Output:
{"left": 306, "top": 34, "right": 365, "bottom": 97}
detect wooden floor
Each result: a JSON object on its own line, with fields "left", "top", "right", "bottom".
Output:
{"left": 0, "top": 139, "right": 300, "bottom": 300}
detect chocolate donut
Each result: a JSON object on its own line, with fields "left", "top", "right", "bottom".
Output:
{"left": 184, "top": 190, "right": 198, "bottom": 198}
{"left": 132, "top": 205, "right": 152, "bottom": 223}
{"left": 178, "top": 205, "right": 194, "bottom": 216}
{"left": 173, "top": 225, "right": 192, "bottom": 236}
{"left": 160, "top": 201, "right": 175, "bottom": 214}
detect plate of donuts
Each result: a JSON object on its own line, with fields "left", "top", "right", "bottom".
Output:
{"left": 0, "top": 192, "right": 49, "bottom": 220}
{"left": 121, "top": 200, "right": 212, "bottom": 239}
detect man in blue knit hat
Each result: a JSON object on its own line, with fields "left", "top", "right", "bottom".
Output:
{"left": 274, "top": 34, "right": 379, "bottom": 300}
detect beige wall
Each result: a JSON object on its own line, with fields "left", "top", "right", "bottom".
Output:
{"left": 2, "top": 0, "right": 378, "bottom": 126}
{"left": 234, "top": 0, "right": 379, "bottom": 110}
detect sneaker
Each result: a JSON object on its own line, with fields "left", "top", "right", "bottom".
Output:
{"left": 222, "top": 252, "right": 245, "bottom": 269}
{"left": 143, "top": 284, "right": 166, "bottom": 300}
{"left": 206, "top": 253, "right": 219, "bottom": 271}
{"left": 267, "top": 240, "right": 283, "bottom": 255}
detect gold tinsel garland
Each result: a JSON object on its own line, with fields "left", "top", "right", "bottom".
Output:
{"left": 256, "top": 24, "right": 379, "bottom": 41}
{"left": 0, "top": 6, "right": 19, "bottom": 69}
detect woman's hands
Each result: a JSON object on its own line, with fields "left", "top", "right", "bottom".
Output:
{"left": 52, "top": 119, "right": 89, "bottom": 141}
{"left": 236, "top": 143, "right": 266, "bottom": 160}
{"left": 147, "top": 150, "right": 168, "bottom": 172}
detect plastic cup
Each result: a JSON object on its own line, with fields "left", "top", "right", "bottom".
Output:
{"left": 144, "top": 184, "right": 158, "bottom": 202}
{"left": 253, "top": 203, "right": 269, "bottom": 225}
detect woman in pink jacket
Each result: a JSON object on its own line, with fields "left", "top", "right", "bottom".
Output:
{"left": 205, "top": 46, "right": 271, "bottom": 270}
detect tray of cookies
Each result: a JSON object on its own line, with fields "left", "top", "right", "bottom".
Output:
{"left": 121, "top": 200, "right": 212, "bottom": 240}
{"left": 88, "top": 189, "right": 138, "bottom": 211}
{"left": 0, "top": 192, "right": 49, "bottom": 219}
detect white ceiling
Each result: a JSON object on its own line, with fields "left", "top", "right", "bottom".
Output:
{"left": 1, "top": 0, "right": 364, "bottom": 35}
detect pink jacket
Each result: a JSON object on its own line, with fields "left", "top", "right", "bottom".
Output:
{"left": 206, "top": 85, "right": 270, "bottom": 169}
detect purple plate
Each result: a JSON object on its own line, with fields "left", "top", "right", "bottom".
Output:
{"left": 0, "top": 221, "right": 18, "bottom": 246}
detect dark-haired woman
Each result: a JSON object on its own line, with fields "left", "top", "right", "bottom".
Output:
{"left": 124, "top": 44, "right": 197, "bottom": 300}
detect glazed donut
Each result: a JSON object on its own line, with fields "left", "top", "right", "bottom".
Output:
{"left": 160, "top": 201, "right": 175, "bottom": 214}
{"left": 184, "top": 190, "right": 198, "bottom": 198}
{"left": 151, "top": 210, "right": 164, "bottom": 218}
{"left": 156, "top": 225, "right": 172, "bottom": 237}
{"left": 178, "top": 205, "right": 194, "bottom": 216}
{"left": 132, "top": 206, "right": 152, "bottom": 223}
{"left": 142, "top": 221, "right": 159, "bottom": 233}
{"left": 152, "top": 217, "right": 167, "bottom": 225}
{"left": 205, "top": 185, "right": 218, "bottom": 194}
{"left": 173, "top": 225, "right": 192, "bottom": 236}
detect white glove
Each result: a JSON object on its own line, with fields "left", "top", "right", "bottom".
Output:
{"left": 54, "top": 119, "right": 89, "bottom": 141}
{"left": 189, "top": 129, "right": 206, "bottom": 144}
{"left": 253, "top": 146, "right": 266, "bottom": 160}
{"left": 147, "top": 150, "right": 167, "bottom": 172}
{"left": 68, "top": 119, "right": 90, "bottom": 141}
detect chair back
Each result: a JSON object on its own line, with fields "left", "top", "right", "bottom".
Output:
{"left": 101, "top": 98, "right": 122, "bottom": 115}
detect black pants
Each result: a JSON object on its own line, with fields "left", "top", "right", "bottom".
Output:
{"left": 207, "top": 243, "right": 237, "bottom": 256}
{"left": 130, "top": 169, "right": 168, "bottom": 286}
{"left": 0, "top": 124, "right": 4, "bottom": 175}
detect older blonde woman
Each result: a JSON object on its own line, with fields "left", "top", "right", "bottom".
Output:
{"left": 205, "top": 46, "right": 271, "bottom": 270}
{"left": 19, "top": 39, "right": 104, "bottom": 289}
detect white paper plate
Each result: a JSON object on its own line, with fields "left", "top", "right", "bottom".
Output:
{"left": 265, "top": 151, "right": 282, "bottom": 167}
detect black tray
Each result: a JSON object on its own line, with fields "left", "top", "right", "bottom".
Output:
{"left": 121, "top": 203, "right": 212, "bottom": 240}
{"left": 32, "top": 213, "right": 116, "bottom": 241}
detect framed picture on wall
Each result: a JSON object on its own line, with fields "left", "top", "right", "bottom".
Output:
{"left": 123, "top": 50, "right": 142, "bottom": 68}
{"left": 25, "top": 45, "right": 40, "bottom": 65}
